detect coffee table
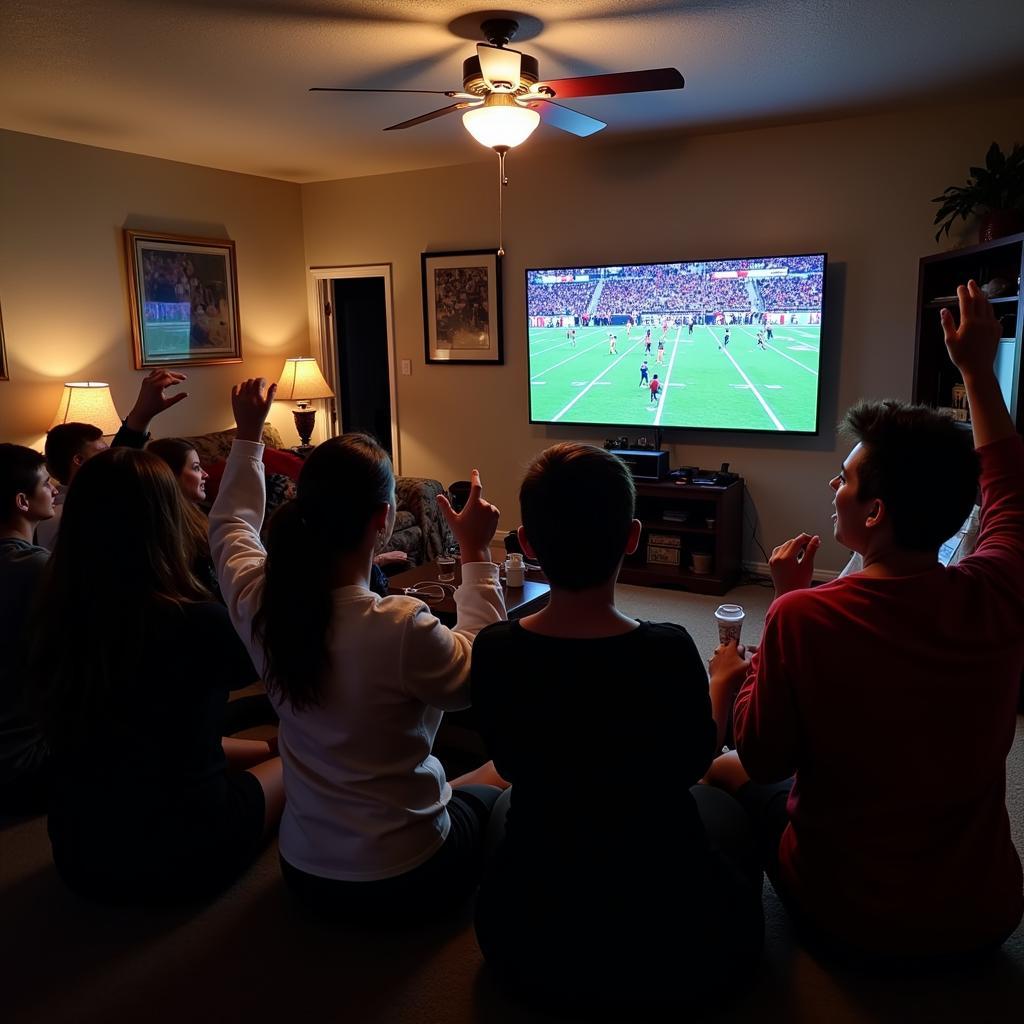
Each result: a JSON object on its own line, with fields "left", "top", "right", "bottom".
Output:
{"left": 387, "top": 559, "right": 550, "bottom": 626}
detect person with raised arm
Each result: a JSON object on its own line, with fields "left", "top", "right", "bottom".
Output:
{"left": 209, "top": 378, "right": 507, "bottom": 922}
{"left": 707, "top": 281, "right": 1024, "bottom": 960}
{"left": 37, "top": 370, "right": 189, "bottom": 550}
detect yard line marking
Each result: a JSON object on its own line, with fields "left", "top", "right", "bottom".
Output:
{"left": 719, "top": 344, "right": 786, "bottom": 430}
{"left": 736, "top": 325, "right": 818, "bottom": 376}
{"left": 653, "top": 339, "right": 682, "bottom": 426}
{"left": 529, "top": 325, "right": 607, "bottom": 356}
{"left": 766, "top": 344, "right": 818, "bottom": 374}
{"left": 551, "top": 341, "right": 643, "bottom": 421}
{"left": 530, "top": 336, "right": 608, "bottom": 380}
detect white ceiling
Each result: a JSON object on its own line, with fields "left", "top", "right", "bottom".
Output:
{"left": 3, "top": 0, "right": 1023, "bottom": 183}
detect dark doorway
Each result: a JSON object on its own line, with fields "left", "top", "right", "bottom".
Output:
{"left": 331, "top": 276, "right": 393, "bottom": 458}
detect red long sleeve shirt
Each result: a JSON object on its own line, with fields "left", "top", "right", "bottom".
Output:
{"left": 734, "top": 434, "right": 1024, "bottom": 956}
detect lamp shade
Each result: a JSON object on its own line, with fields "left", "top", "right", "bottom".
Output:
{"left": 51, "top": 382, "right": 122, "bottom": 436}
{"left": 462, "top": 94, "right": 540, "bottom": 149}
{"left": 275, "top": 358, "right": 334, "bottom": 401}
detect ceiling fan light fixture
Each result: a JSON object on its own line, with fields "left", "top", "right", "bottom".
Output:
{"left": 462, "top": 93, "right": 540, "bottom": 149}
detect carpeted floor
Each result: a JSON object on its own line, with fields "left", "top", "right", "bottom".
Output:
{"left": 3, "top": 581, "right": 1022, "bottom": 1024}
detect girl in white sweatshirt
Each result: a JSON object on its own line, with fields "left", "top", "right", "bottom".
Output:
{"left": 210, "top": 378, "right": 507, "bottom": 921}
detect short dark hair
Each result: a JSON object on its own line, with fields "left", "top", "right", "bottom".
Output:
{"left": 0, "top": 444, "right": 47, "bottom": 519}
{"left": 840, "top": 400, "right": 979, "bottom": 552}
{"left": 520, "top": 443, "right": 636, "bottom": 589}
{"left": 45, "top": 422, "right": 103, "bottom": 484}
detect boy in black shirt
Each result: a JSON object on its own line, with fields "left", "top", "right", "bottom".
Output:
{"left": 471, "top": 443, "right": 763, "bottom": 1011}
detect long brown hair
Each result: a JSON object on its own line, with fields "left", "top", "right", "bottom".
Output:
{"left": 30, "top": 447, "right": 209, "bottom": 749}
{"left": 146, "top": 437, "right": 211, "bottom": 565}
{"left": 253, "top": 433, "right": 394, "bottom": 712}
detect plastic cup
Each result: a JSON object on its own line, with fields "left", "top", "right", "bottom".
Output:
{"left": 714, "top": 604, "right": 745, "bottom": 644}
{"left": 437, "top": 556, "right": 456, "bottom": 583}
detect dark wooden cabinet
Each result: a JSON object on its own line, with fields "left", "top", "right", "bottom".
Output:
{"left": 619, "top": 478, "right": 743, "bottom": 595}
{"left": 913, "top": 232, "right": 1024, "bottom": 432}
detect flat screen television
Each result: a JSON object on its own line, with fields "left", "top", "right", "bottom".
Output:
{"left": 525, "top": 253, "right": 826, "bottom": 433}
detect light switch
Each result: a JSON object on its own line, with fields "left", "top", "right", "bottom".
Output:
{"left": 401, "top": 359, "right": 411, "bottom": 376}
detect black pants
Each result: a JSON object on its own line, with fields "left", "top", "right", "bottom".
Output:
{"left": 475, "top": 784, "right": 764, "bottom": 1010}
{"left": 280, "top": 784, "right": 502, "bottom": 924}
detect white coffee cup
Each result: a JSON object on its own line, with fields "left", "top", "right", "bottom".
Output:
{"left": 505, "top": 553, "right": 525, "bottom": 587}
{"left": 714, "top": 604, "right": 745, "bottom": 644}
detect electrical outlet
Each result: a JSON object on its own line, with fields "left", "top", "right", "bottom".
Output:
{"left": 401, "top": 359, "right": 411, "bottom": 376}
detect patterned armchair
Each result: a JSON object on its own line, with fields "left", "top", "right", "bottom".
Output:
{"left": 180, "top": 425, "right": 451, "bottom": 566}
{"left": 385, "top": 477, "right": 456, "bottom": 566}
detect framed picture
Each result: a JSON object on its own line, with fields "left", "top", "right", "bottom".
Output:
{"left": 125, "top": 230, "right": 242, "bottom": 368}
{"left": 0, "top": 297, "right": 7, "bottom": 380}
{"left": 421, "top": 249, "right": 503, "bottom": 364}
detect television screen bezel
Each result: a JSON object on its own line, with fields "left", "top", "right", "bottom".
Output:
{"left": 524, "top": 250, "right": 828, "bottom": 436}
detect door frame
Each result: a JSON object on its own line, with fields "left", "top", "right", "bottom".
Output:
{"left": 307, "top": 263, "right": 401, "bottom": 473}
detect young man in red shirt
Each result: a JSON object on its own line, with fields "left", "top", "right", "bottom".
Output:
{"left": 708, "top": 281, "right": 1024, "bottom": 960}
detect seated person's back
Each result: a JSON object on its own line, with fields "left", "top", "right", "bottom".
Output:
{"left": 472, "top": 443, "right": 763, "bottom": 1008}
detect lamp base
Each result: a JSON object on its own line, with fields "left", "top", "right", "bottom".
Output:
{"left": 292, "top": 408, "right": 317, "bottom": 448}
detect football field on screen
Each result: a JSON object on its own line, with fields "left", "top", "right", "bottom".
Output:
{"left": 528, "top": 323, "right": 821, "bottom": 431}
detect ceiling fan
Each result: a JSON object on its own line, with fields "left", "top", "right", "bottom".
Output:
{"left": 310, "top": 16, "right": 685, "bottom": 150}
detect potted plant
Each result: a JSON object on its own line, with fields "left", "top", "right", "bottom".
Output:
{"left": 931, "top": 141, "right": 1024, "bottom": 243}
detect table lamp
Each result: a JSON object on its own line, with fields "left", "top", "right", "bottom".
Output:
{"left": 51, "top": 381, "right": 122, "bottom": 436}
{"left": 275, "top": 357, "right": 334, "bottom": 447}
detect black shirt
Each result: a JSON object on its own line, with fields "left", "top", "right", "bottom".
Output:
{"left": 471, "top": 619, "right": 717, "bottom": 874}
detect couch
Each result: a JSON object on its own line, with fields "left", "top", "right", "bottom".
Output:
{"left": 181, "top": 427, "right": 453, "bottom": 567}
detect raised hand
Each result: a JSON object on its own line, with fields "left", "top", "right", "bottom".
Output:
{"left": 940, "top": 280, "right": 1001, "bottom": 381}
{"left": 940, "top": 279, "right": 1014, "bottom": 447}
{"left": 436, "top": 469, "right": 500, "bottom": 565}
{"left": 769, "top": 532, "right": 820, "bottom": 597}
{"left": 124, "top": 370, "right": 188, "bottom": 433}
{"left": 231, "top": 378, "right": 277, "bottom": 443}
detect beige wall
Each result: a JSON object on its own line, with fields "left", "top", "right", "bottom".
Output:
{"left": 4, "top": 98, "right": 1022, "bottom": 574}
{"left": 0, "top": 129, "right": 309, "bottom": 450}
{"left": 301, "top": 96, "right": 1024, "bottom": 572}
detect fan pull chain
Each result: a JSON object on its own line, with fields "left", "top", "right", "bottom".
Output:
{"left": 496, "top": 146, "right": 509, "bottom": 256}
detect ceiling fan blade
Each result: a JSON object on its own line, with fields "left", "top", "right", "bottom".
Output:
{"left": 537, "top": 68, "right": 684, "bottom": 100}
{"left": 311, "top": 87, "right": 467, "bottom": 97}
{"left": 477, "top": 43, "right": 523, "bottom": 91}
{"left": 528, "top": 100, "right": 605, "bottom": 138}
{"left": 383, "top": 103, "right": 472, "bottom": 131}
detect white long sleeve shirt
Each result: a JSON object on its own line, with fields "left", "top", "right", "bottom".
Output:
{"left": 209, "top": 439, "right": 506, "bottom": 880}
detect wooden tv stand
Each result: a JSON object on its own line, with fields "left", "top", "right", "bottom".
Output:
{"left": 619, "top": 478, "right": 744, "bottom": 596}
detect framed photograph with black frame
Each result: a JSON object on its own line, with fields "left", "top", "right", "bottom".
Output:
{"left": 0, "top": 297, "right": 8, "bottom": 380}
{"left": 125, "top": 229, "right": 242, "bottom": 368}
{"left": 421, "top": 249, "right": 503, "bottom": 364}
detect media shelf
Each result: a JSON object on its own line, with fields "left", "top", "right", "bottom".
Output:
{"left": 913, "top": 232, "right": 1024, "bottom": 433}
{"left": 620, "top": 478, "right": 743, "bottom": 596}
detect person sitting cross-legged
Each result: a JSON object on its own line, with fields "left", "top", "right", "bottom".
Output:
{"left": 29, "top": 447, "right": 283, "bottom": 903}
{"left": 706, "top": 280, "right": 1024, "bottom": 961}
{"left": 471, "top": 443, "right": 764, "bottom": 1011}
{"left": 209, "top": 379, "right": 508, "bottom": 924}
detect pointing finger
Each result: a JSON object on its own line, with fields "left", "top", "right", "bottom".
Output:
{"left": 468, "top": 468, "right": 482, "bottom": 503}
